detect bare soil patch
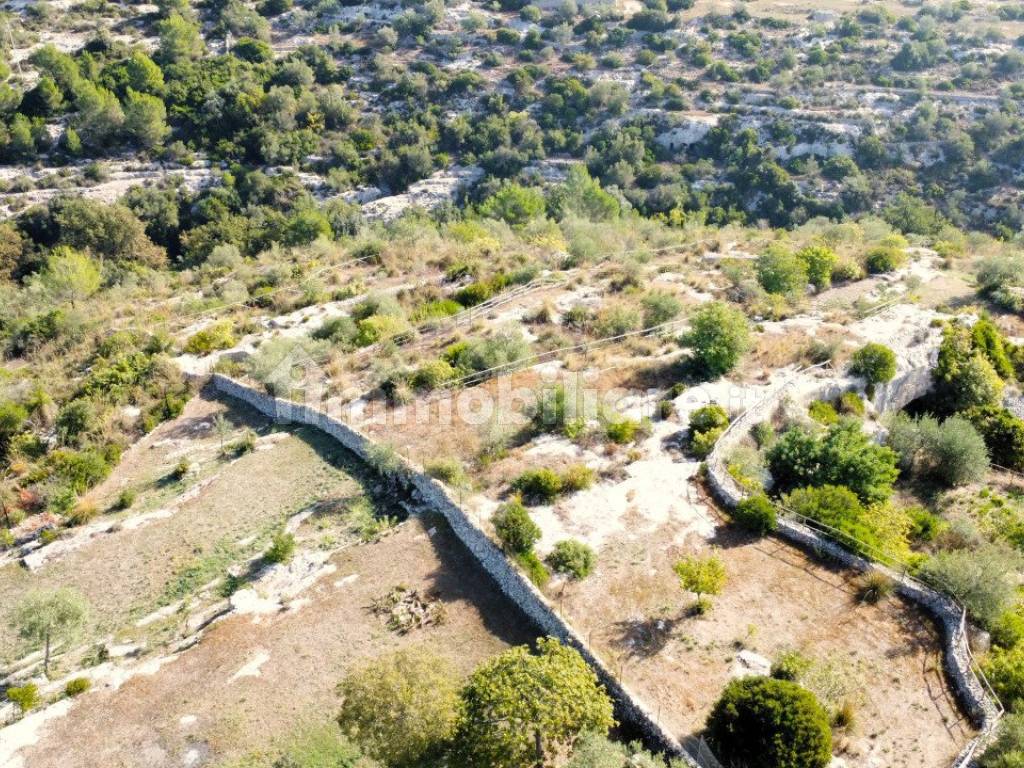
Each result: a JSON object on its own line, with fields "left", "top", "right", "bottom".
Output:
{"left": 11, "top": 516, "right": 532, "bottom": 768}
{"left": 552, "top": 520, "right": 975, "bottom": 768}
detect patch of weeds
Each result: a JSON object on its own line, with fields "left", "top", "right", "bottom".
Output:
{"left": 160, "top": 539, "right": 241, "bottom": 605}
{"left": 345, "top": 497, "right": 397, "bottom": 542}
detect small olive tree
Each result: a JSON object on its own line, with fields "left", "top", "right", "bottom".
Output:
{"left": 12, "top": 588, "right": 89, "bottom": 676}
{"left": 674, "top": 552, "right": 726, "bottom": 613}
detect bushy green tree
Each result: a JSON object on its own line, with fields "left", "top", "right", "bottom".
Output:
{"left": 681, "top": 301, "right": 750, "bottom": 378}
{"left": 885, "top": 413, "right": 989, "bottom": 487}
{"left": 123, "top": 89, "right": 170, "bottom": 150}
{"left": 965, "top": 406, "right": 1024, "bottom": 471}
{"left": 36, "top": 247, "right": 101, "bottom": 306}
{"left": 479, "top": 185, "right": 546, "bottom": 227}
{"left": 337, "top": 648, "right": 461, "bottom": 766}
{"left": 768, "top": 421, "right": 899, "bottom": 504}
{"left": 674, "top": 552, "right": 726, "bottom": 610}
{"left": 705, "top": 676, "right": 832, "bottom": 768}
{"left": 849, "top": 343, "right": 897, "bottom": 386}
{"left": 756, "top": 245, "right": 808, "bottom": 295}
{"left": 454, "top": 638, "right": 614, "bottom": 768}
{"left": 934, "top": 323, "right": 1005, "bottom": 412}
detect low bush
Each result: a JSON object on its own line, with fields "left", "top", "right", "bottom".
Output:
{"left": 690, "top": 426, "right": 724, "bottom": 458}
{"left": 546, "top": 539, "right": 596, "bottom": 579}
{"left": 984, "top": 645, "right": 1024, "bottom": 712}
{"left": 265, "top": 530, "right": 296, "bottom": 564}
{"left": 425, "top": 458, "right": 468, "bottom": 487}
{"left": 183, "top": 321, "right": 236, "bottom": 356}
{"left": 512, "top": 468, "right": 564, "bottom": 504}
{"left": 993, "top": 610, "right": 1024, "bottom": 650}
{"left": 732, "top": 492, "right": 777, "bottom": 535}
{"left": 6, "top": 683, "right": 39, "bottom": 712}
{"left": 605, "top": 417, "right": 642, "bottom": 444}
{"left": 493, "top": 500, "right": 541, "bottom": 554}
{"left": 807, "top": 400, "right": 838, "bottom": 425}
{"left": 856, "top": 571, "right": 894, "bottom": 604}
{"left": 514, "top": 550, "right": 550, "bottom": 587}
{"left": 560, "top": 464, "right": 595, "bottom": 493}
{"left": 864, "top": 245, "right": 906, "bottom": 274}
{"left": 66, "top": 500, "right": 99, "bottom": 526}
{"left": 771, "top": 650, "right": 812, "bottom": 682}
{"left": 689, "top": 404, "right": 728, "bottom": 433}
{"left": 965, "top": 405, "right": 1024, "bottom": 471}
{"left": 979, "top": 713, "right": 1024, "bottom": 767}
{"left": 837, "top": 391, "right": 865, "bottom": 416}
{"left": 64, "top": 677, "right": 91, "bottom": 697}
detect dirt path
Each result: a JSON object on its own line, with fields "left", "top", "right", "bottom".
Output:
{"left": 10, "top": 516, "right": 532, "bottom": 768}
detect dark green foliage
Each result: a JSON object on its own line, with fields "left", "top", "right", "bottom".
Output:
{"left": 934, "top": 322, "right": 1006, "bottom": 412}
{"left": 704, "top": 676, "right": 832, "bottom": 768}
{"left": 849, "top": 343, "right": 896, "bottom": 386}
{"left": 767, "top": 421, "right": 899, "bottom": 504}
{"left": 965, "top": 406, "right": 1024, "bottom": 471}
{"left": 979, "top": 713, "right": 1024, "bottom": 767}
{"left": 733, "top": 492, "right": 777, "bottom": 535}
{"left": 493, "top": 500, "right": 541, "bottom": 554}
{"left": 885, "top": 413, "right": 989, "bottom": 487}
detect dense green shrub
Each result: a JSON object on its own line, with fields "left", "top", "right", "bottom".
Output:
{"left": 979, "top": 713, "right": 1024, "bottom": 767}
{"left": 849, "top": 343, "right": 896, "bottom": 386}
{"left": 690, "top": 427, "right": 724, "bottom": 459}
{"left": 604, "top": 417, "right": 642, "bottom": 444}
{"left": 837, "top": 391, "right": 865, "bottom": 416}
{"left": 782, "top": 484, "right": 899, "bottom": 559}
{"left": 972, "top": 315, "right": 1016, "bottom": 380}
{"left": 864, "top": 245, "right": 905, "bottom": 273}
{"left": 767, "top": 421, "right": 899, "bottom": 504}
{"left": 796, "top": 244, "right": 837, "bottom": 290}
{"left": 547, "top": 539, "right": 596, "bottom": 579}
{"left": 689, "top": 404, "right": 729, "bottom": 433}
{"left": 682, "top": 301, "right": 751, "bottom": 379}
{"left": 640, "top": 290, "right": 682, "bottom": 329}
{"left": 984, "top": 645, "right": 1024, "bottom": 713}
{"left": 733, "top": 492, "right": 777, "bottom": 535}
{"left": 965, "top": 406, "right": 1024, "bottom": 471}
{"left": 704, "top": 676, "right": 832, "bottom": 768}
{"left": 514, "top": 550, "right": 550, "bottom": 587}
{"left": 6, "top": 683, "right": 40, "bottom": 712}
{"left": 512, "top": 468, "right": 564, "bottom": 504}
{"left": 337, "top": 649, "right": 461, "bottom": 767}
{"left": 493, "top": 500, "right": 541, "bottom": 554}
{"left": 807, "top": 400, "right": 838, "bottom": 425}
{"left": 934, "top": 323, "right": 1005, "bottom": 412}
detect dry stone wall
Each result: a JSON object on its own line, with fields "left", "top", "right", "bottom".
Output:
{"left": 705, "top": 367, "right": 1001, "bottom": 768}
{"left": 211, "top": 375, "right": 699, "bottom": 766}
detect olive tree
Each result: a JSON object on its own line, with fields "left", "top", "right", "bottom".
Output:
{"left": 681, "top": 301, "right": 751, "bottom": 379}
{"left": 337, "top": 648, "right": 462, "bottom": 766}
{"left": 454, "top": 637, "right": 614, "bottom": 767}
{"left": 12, "top": 588, "right": 88, "bottom": 676}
